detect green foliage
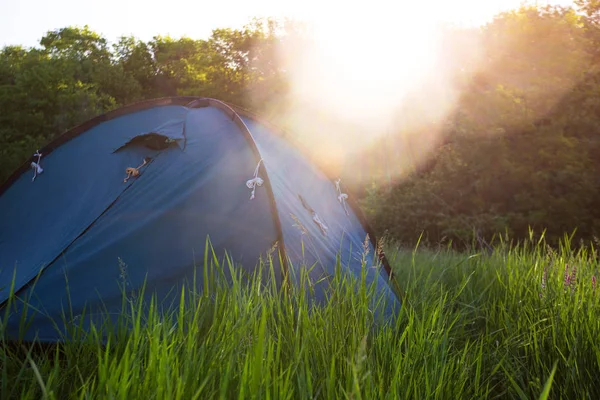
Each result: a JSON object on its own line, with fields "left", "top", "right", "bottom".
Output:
{"left": 576, "top": 0, "right": 600, "bottom": 23}
{"left": 1, "top": 238, "right": 599, "bottom": 398}
{"left": 364, "top": 4, "right": 600, "bottom": 248}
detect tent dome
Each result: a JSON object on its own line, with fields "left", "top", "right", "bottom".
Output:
{"left": 0, "top": 97, "right": 400, "bottom": 341}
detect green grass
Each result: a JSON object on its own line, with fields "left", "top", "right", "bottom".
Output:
{"left": 1, "top": 235, "right": 599, "bottom": 399}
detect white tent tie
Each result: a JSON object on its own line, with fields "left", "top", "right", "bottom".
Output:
{"left": 123, "top": 158, "right": 149, "bottom": 183}
{"left": 335, "top": 178, "right": 349, "bottom": 215}
{"left": 312, "top": 213, "right": 329, "bottom": 235}
{"left": 246, "top": 159, "right": 264, "bottom": 200}
{"left": 31, "top": 150, "right": 43, "bottom": 182}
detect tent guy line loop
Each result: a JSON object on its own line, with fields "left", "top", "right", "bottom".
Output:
{"left": 31, "top": 150, "right": 43, "bottom": 182}
{"left": 123, "top": 157, "right": 150, "bottom": 183}
{"left": 312, "top": 213, "right": 329, "bottom": 236}
{"left": 246, "top": 159, "right": 264, "bottom": 200}
{"left": 298, "top": 194, "right": 329, "bottom": 236}
{"left": 335, "top": 178, "right": 349, "bottom": 216}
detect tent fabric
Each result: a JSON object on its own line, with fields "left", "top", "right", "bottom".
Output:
{"left": 0, "top": 97, "right": 399, "bottom": 342}
{"left": 241, "top": 117, "right": 398, "bottom": 314}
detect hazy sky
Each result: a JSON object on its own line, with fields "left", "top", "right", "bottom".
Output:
{"left": 0, "top": 0, "right": 574, "bottom": 48}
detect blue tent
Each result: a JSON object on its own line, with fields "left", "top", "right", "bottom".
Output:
{"left": 0, "top": 97, "right": 400, "bottom": 342}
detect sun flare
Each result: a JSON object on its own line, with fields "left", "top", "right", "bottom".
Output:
{"left": 259, "top": 0, "right": 573, "bottom": 179}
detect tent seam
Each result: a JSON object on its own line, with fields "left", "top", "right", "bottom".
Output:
{"left": 187, "top": 98, "right": 291, "bottom": 286}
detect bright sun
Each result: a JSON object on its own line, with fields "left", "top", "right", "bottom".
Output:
{"left": 274, "top": 0, "right": 553, "bottom": 128}
{"left": 254, "top": 0, "right": 571, "bottom": 172}
{"left": 265, "top": 0, "right": 568, "bottom": 124}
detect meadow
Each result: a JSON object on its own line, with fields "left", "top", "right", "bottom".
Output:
{"left": 1, "top": 234, "right": 599, "bottom": 399}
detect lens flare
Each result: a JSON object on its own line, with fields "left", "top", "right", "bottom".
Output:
{"left": 251, "top": 0, "right": 580, "bottom": 184}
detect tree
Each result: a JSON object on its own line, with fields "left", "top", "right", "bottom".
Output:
{"left": 363, "top": 4, "right": 600, "bottom": 247}
{"left": 575, "top": 0, "right": 600, "bottom": 23}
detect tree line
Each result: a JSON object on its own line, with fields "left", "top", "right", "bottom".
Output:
{"left": 2, "top": 2, "right": 600, "bottom": 248}
{"left": 361, "top": 2, "right": 600, "bottom": 248}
